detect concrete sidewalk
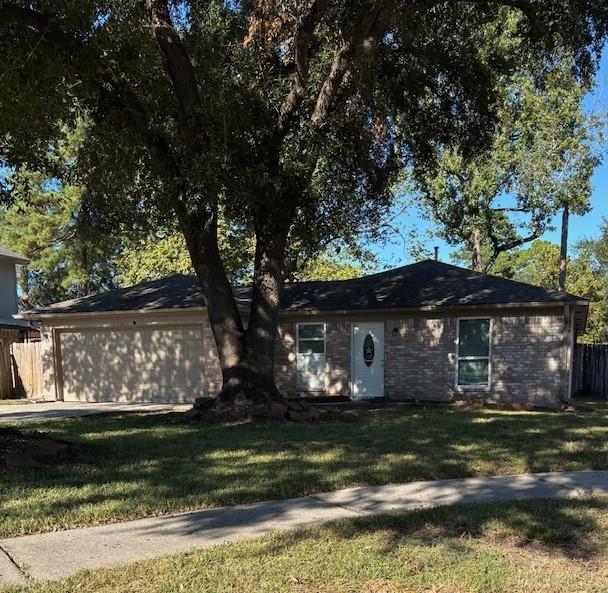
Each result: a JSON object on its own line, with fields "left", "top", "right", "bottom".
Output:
{"left": 1, "top": 470, "right": 607, "bottom": 586}
{"left": 0, "top": 401, "right": 190, "bottom": 423}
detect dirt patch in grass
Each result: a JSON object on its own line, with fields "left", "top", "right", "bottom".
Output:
{"left": 0, "top": 427, "right": 81, "bottom": 470}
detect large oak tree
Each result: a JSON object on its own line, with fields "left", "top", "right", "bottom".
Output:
{"left": 411, "top": 59, "right": 600, "bottom": 273}
{"left": 1, "top": 0, "right": 607, "bottom": 411}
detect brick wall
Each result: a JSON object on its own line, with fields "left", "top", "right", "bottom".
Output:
{"left": 325, "top": 320, "right": 351, "bottom": 396}
{"left": 384, "top": 313, "right": 565, "bottom": 406}
{"left": 205, "top": 319, "right": 352, "bottom": 397}
{"left": 40, "top": 329, "right": 56, "bottom": 400}
{"left": 384, "top": 316, "right": 456, "bottom": 401}
{"left": 185, "top": 309, "right": 568, "bottom": 406}
{"left": 275, "top": 321, "right": 296, "bottom": 394}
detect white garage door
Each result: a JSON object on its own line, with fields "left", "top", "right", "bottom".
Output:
{"left": 59, "top": 326, "right": 205, "bottom": 403}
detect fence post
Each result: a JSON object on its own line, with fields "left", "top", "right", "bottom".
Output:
{"left": 7, "top": 342, "right": 44, "bottom": 400}
{"left": 0, "top": 343, "right": 14, "bottom": 398}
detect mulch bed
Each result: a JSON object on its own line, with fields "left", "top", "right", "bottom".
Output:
{"left": 184, "top": 395, "right": 591, "bottom": 423}
{"left": 184, "top": 397, "right": 325, "bottom": 423}
{"left": 0, "top": 427, "right": 81, "bottom": 470}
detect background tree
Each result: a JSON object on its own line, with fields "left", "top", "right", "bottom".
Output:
{"left": 2, "top": 1, "right": 607, "bottom": 414}
{"left": 578, "top": 218, "right": 608, "bottom": 278}
{"left": 117, "top": 219, "right": 255, "bottom": 286}
{"left": 118, "top": 227, "right": 376, "bottom": 286}
{"left": 490, "top": 240, "right": 608, "bottom": 342}
{"left": 285, "top": 245, "right": 378, "bottom": 282}
{"left": 412, "top": 59, "right": 600, "bottom": 272}
{"left": 0, "top": 128, "right": 120, "bottom": 308}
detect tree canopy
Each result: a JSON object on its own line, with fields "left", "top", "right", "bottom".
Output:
{"left": 117, "top": 228, "right": 376, "bottom": 285}
{"left": 0, "top": 125, "right": 120, "bottom": 307}
{"left": 411, "top": 58, "right": 602, "bottom": 272}
{"left": 2, "top": 0, "right": 608, "bottom": 411}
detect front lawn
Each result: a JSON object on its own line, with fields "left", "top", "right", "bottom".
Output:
{"left": 2, "top": 402, "right": 608, "bottom": 537}
{"left": 5, "top": 497, "right": 608, "bottom": 593}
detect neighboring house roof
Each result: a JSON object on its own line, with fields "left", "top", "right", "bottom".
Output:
{"left": 0, "top": 317, "right": 33, "bottom": 329}
{"left": 0, "top": 246, "right": 29, "bottom": 266}
{"left": 19, "top": 260, "right": 587, "bottom": 318}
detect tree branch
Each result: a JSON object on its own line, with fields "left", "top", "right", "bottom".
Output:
{"left": 144, "top": 0, "right": 203, "bottom": 148}
{"left": 2, "top": 5, "right": 50, "bottom": 32}
{"left": 2, "top": 3, "right": 184, "bottom": 194}
{"left": 493, "top": 207, "right": 530, "bottom": 212}
{"left": 276, "top": 0, "right": 329, "bottom": 133}
{"left": 311, "top": 5, "right": 386, "bottom": 128}
{"left": 484, "top": 230, "right": 541, "bottom": 271}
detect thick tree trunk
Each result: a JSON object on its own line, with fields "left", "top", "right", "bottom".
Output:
{"left": 177, "top": 200, "right": 293, "bottom": 413}
{"left": 558, "top": 204, "right": 569, "bottom": 291}
{"left": 469, "top": 227, "right": 483, "bottom": 272}
{"left": 224, "top": 221, "right": 288, "bottom": 401}
{"left": 178, "top": 208, "right": 246, "bottom": 381}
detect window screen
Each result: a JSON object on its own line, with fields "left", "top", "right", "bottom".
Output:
{"left": 457, "top": 319, "right": 490, "bottom": 386}
{"left": 297, "top": 323, "right": 326, "bottom": 391}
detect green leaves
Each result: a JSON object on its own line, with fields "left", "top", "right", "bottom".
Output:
{"left": 1, "top": 0, "right": 607, "bottom": 319}
{"left": 412, "top": 56, "right": 601, "bottom": 268}
{"left": 490, "top": 240, "right": 608, "bottom": 343}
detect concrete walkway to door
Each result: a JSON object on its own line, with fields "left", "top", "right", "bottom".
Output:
{"left": 1, "top": 470, "right": 608, "bottom": 585}
{"left": 0, "top": 401, "right": 190, "bottom": 423}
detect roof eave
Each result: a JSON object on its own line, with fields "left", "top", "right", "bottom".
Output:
{"left": 279, "top": 299, "right": 589, "bottom": 317}
{"left": 18, "top": 298, "right": 588, "bottom": 321}
{"left": 0, "top": 254, "right": 29, "bottom": 266}
{"left": 15, "top": 306, "right": 209, "bottom": 321}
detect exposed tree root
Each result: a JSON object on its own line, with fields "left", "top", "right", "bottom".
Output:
{"left": 184, "top": 392, "right": 323, "bottom": 423}
{"left": 0, "top": 427, "right": 81, "bottom": 470}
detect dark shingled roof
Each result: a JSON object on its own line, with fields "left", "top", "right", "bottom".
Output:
{"left": 21, "top": 260, "right": 586, "bottom": 318}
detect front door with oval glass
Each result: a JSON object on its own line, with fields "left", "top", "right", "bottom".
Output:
{"left": 352, "top": 322, "right": 384, "bottom": 398}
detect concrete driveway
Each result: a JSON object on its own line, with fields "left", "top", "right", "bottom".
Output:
{"left": 0, "top": 401, "right": 190, "bottom": 423}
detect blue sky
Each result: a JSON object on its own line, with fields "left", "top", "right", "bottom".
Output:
{"left": 372, "top": 51, "right": 608, "bottom": 268}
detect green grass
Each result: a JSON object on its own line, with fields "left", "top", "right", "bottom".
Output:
{"left": 0, "top": 399, "right": 31, "bottom": 405}
{"left": 5, "top": 497, "right": 608, "bottom": 592}
{"left": 2, "top": 401, "right": 608, "bottom": 537}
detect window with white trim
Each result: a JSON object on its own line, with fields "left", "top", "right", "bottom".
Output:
{"left": 457, "top": 318, "right": 491, "bottom": 387}
{"left": 296, "top": 323, "right": 326, "bottom": 391}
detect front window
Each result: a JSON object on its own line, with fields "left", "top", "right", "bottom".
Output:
{"left": 457, "top": 318, "right": 491, "bottom": 387}
{"left": 296, "top": 323, "right": 326, "bottom": 391}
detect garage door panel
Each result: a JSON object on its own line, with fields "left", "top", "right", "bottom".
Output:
{"left": 60, "top": 326, "right": 206, "bottom": 403}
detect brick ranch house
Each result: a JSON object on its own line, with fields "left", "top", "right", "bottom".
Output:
{"left": 17, "top": 260, "right": 588, "bottom": 407}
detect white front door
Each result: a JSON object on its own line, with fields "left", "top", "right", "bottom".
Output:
{"left": 352, "top": 322, "right": 384, "bottom": 398}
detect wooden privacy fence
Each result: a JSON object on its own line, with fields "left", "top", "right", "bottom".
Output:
{"left": 573, "top": 343, "right": 608, "bottom": 398}
{"left": 0, "top": 342, "right": 43, "bottom": 399}
{"left": 0, "top": 344, "right": 12, "bottom": 398}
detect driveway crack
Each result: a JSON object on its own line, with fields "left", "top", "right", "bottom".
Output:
{"left": 0, "top": 543, "right": 29, "bottom": 584}
{"left": 535, "top": 474, "right": 594, "bottom": 497}
{"left": 308, "top": 494, "right": 369, "bottom": 516}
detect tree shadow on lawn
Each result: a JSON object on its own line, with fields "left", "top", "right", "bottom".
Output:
{"left": 260, "top": 496, "right": 608, "bottom": 563}
{"left": 2, "top": 406, "right": 608, "bottom": 536}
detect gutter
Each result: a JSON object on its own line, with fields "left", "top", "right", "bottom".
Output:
{"left": 276, "top": 300, "right": 590, "bottom": 317}
{"left": 15, "top": 306, "right": 209, "bottom": 322}
{"left": 15, "top": 300, "right": 589, "bottom": 322}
